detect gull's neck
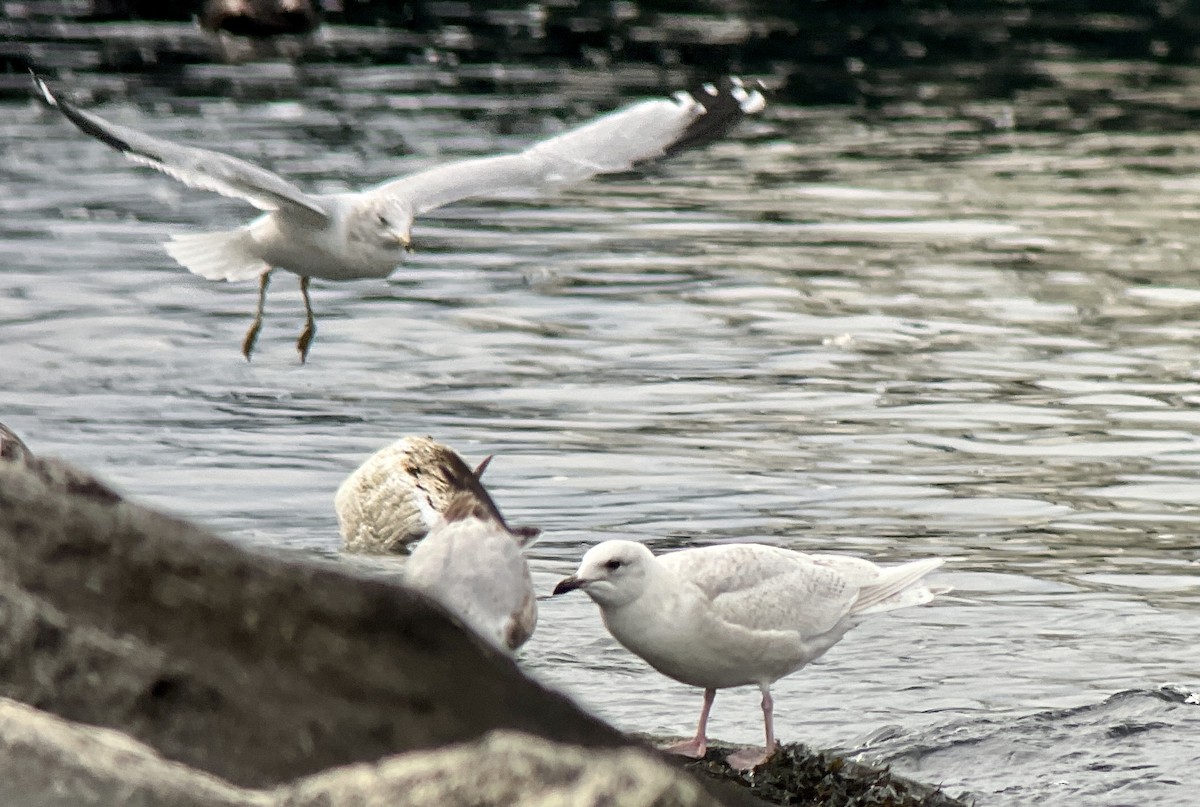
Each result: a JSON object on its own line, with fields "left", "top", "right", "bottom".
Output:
{"left": 597, "top": 557, "right": 709, "bottom": 676}
{"left": 599, "top": 556, "right": 685, "bottom": 628}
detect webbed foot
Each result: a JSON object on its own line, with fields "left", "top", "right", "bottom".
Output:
{"left": 724, "top": 743, "right": 778, "bottom": 771}
{"left": 661, "top": 737, "right": 707, "bottom": 759}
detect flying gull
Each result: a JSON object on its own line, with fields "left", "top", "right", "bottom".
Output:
{"left": 34, "top": 75, "right": 766, "bottom": 362}
{"left": 554, "top": 540, "right": 947, "bottom": 770}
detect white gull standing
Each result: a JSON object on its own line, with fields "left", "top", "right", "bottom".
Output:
{"left": 553, "top": 540, "right": 947, "bottom": 770}
{"left": 33, "top": 75, "right": 766, "bottom": 362}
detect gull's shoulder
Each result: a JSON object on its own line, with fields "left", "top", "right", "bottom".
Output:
{"left": 657, "top": 543, "right": 811, "bottom": 597}
{"left": 658, "top": 544, "right": 858, "bottom": 638}
{"left": 808, "top": 553, "right": 886, "bottom": 587}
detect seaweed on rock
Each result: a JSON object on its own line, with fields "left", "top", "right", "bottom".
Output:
{"left": 685, "top": 743, "right": 969, "bottom": 807}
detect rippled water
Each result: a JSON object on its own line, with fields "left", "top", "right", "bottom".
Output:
{"left": 2, "top": 55, "right": 1199, "bottom": 805}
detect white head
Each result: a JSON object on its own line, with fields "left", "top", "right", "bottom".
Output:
{"left": 552, "top": 539, "right": 657, "bottom": 609}
{"left": 349, "top": 195, "right": 413, "bottom": 253}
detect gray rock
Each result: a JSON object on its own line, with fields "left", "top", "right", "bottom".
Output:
{"left": 0, "top": 697, "right": 264, "bottom": 807}
{"left": 283, "top": 730, "right": 718, "bottom": 807}
{"left": 0, "top": 457, "right": 759, "bottom": 806}
{"left": 0, "top": 700, "right": 719, "bottom": 807}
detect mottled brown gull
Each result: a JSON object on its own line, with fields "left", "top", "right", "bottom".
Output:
{"left": 34, "top": 75, "right": 766, "bottom": 362}
{"left": 335, "top": 435, "right": 499, "bottom": 554}
{"left": 554, "top": 540, "right": 947, "bottom": 770}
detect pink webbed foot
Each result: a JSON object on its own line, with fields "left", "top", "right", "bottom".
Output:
{"left": 724, "top": 742, "right": 779, "bottom": 771}
{"left": 662, "top": 688, "right": 716, "bottom": 759}
{"left": 661, "top": 736, "right": 708, "bottom": 759}
{"left": 727, "top": 685, "right": 781, "bottom": 770}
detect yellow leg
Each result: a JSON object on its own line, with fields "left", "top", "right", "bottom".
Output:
{"left": 241, "top": 270, "right": 272, "bottom": 361}
{"left": 296, "top": 276, "right": 316, "bottom": 364}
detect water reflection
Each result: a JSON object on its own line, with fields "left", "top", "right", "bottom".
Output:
{"left": 2, "top": 62, "right": 1199, "bottom": 804}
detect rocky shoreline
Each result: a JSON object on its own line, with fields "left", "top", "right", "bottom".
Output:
{"left": 0, "top": 441, "right": 966, "bottom": 806}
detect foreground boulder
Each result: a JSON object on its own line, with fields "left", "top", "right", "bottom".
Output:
{"left": 0, "top": 698, "right": 716, "bottom": 807}
{"left": 0, "top": 697, "right": 258, "bottom": 807}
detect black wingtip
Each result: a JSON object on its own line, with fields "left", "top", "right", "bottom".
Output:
{"left": 664, "top": 76, "right": 767, "bottom": 159}
{"left": 30, "top": 72, "right": 57, "bottom": 108}
{"left": 31, "top": 75, "right": 135, "bottom": 156}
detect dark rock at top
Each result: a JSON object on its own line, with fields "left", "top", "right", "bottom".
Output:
{"left": 7, "top": 1, "right": 1200, "bottom": 109}
{"left": 199, "top": 0, "right": 320, "bottom": 38}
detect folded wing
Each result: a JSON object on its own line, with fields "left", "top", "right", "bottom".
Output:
{"left": 663, "top": 545, "right": 858, "bottom": 639}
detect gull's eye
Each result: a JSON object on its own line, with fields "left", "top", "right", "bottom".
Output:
{"left": 377, "top": 213, "right": 388, "bottom": 226}
{"left": 603, "top": 559, "right": 623, "bottom": 571}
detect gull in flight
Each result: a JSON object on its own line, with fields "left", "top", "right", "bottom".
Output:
{"left": 34, "top": 75, "right": 766, "bottom": 362}
{"left": 554, "top": 540, "right": 947, "bottom": 770}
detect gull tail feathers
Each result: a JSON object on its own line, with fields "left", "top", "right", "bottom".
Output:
{"left": 164, "top": 229, "right": 269, "bottom": 282}
{"left": 851, "top": 558, "right": 947, "bottom": 616}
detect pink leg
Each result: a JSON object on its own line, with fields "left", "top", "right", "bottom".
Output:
{"left": 725, "top": 686, "right": 781, "bottom": 771}
{"left": 763, "top": 688, "right": 777, "bottom": 751}
{"left": 662, "top": 688, "right": 716, "bottom": 758}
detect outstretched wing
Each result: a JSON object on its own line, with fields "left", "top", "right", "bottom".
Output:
{"left": 34, "top": 75, "right": 329, "bottom": 222}
{"left": 372, "top": 76, "right": 766, "bottom": 216}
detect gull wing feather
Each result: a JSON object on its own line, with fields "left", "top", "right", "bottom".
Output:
{"left": 373, "top": 76, "right": 765, "bottom": 216}
{"left": 661, "top": 545, "right": 858, "bottom": 638}
{"left": 849, "top": 557, "right": 945, "bottom": 615}
{"left": 34, "top": 76, "right": 329, "bottom": 222}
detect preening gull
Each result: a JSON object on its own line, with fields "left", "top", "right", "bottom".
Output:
{"left": 553, "top": 540, "right": 947, "bottom": 770}
{"left": 33, "top": 75, "right": 766, "bottom": 362}
{"left": 406, "top": 491, "right": 540, "bottom": 653}
{"left": 335, "top": 435, "right": 510, "bottom": 554}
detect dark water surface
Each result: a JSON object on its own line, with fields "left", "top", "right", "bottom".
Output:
{"left": 2, "top": 47, "right": 1199, "bottom": 805}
